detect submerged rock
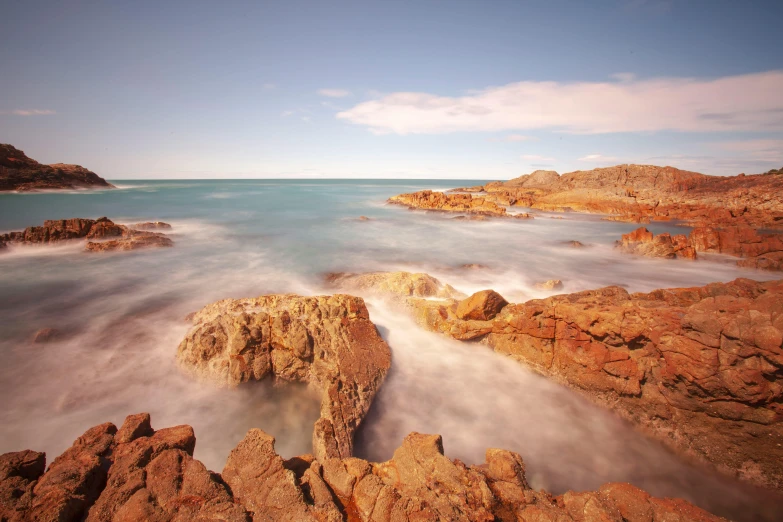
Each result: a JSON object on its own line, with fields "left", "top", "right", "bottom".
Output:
{"left": 177, "top": 294, "right": 391, "bottom": 461}
{"left": 31, "top": 328, "right": 61, "bottom": 344}
{"left": 131, "top": 221, "right": 172, "bottom": 230}
{"left": 325, "top": 271, "right": 463, "bottom": 300}
{"left": 0, "top": 414, "right": 726, "bottom": 522}
{"left": 534, "top": 279, "right": 564, "bottom": 291}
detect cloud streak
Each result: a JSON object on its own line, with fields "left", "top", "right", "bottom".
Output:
{"left": 337, "top": 71, "right": 783, "bottom": 135}
{"left": 11, "top": 109, "right": 56, "bottom": 116}
{"left": 317, "top": 88, "right": 352, "bottom": 98}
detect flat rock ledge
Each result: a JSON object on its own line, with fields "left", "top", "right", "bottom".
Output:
{"left": 0, "top": 413, "right": 725, "bottom": 522}
{"left": 0, "top": 217, "right": 173, "bottom": 253}
{"left": 332, "top": 272, "right": 783, "bottom": 491}
{"left": 388, "top": 190, "right": 532, "bottom": 219}
{"left": 176, "top": 294, "right": 392, "bottom": 461}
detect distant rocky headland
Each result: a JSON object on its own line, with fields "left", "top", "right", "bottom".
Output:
{"left": 389, "top": 164, "right": 783, "bottom": 271}
{"left": 0, "top": 144, "right": 113, "bottom": 192}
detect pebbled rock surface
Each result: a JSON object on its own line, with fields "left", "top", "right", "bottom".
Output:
{"left": 0, "top": 415, "right": 726, "bottom": 522}
{"left": 176, "top": 294, "right": 391, "bottom": 461}
{"left": 0, "top": 217, "right": 173, "bottom": 253}
{"left": 0, "top": 143, "right": 114, "bottom": 192}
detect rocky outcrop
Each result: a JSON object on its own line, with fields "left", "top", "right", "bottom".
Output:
{"left": 616, "top": 227, "right": 697, "bottom": 260}
{"left": 0, "top": 217, "right": 173, "bottom": 253}
{"left": 176, "top": 294, "right": 391, "bottom": 461}
{"left": 616, "top": 226, "right": 783, "bottom": 270}
{"left": 690, "top": 226, "right": 783, "bottom": 271}
{"left": 388, "top": 190, "right": 532, "bottom": 219}
{"left": 0, "top": 144, "right": 113, "bottom": 191}
{"left": 0, "top": 414, "right": 726, "bottom": 522}
{"left": 394, "top": 277, "right": 783, "bottom": 490}
{"left": 393, "top": 164, "right": 783, "bottom": 230}
{"left": 455, "top": 289, "right": 508, "bottom": 321}
{"left": 535, "top": 279, "right": 564, "bottom": 291}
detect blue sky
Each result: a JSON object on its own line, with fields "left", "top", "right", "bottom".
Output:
{"left": 1, "top": 0, "right": 782, "bottom": 179}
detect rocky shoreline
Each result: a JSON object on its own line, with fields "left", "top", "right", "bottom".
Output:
{"left": 388, "top": 164, "right": 783, "bottom": 271}
{"left": 327, "top": 272, "right": 783, "bottom": 492}
{"left": 0, "top": 144, "right": 113, "bottom": 192}
{"left": 0, "top": 413, "right": 727, "bottom": 522}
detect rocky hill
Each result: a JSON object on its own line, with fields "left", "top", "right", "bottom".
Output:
{"left": 0, "top": 144, "right": 113, "bottom": 191}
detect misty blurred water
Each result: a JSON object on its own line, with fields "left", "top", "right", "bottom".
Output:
{"left": 0, "top": 180, "right": 780, "bottom": 521}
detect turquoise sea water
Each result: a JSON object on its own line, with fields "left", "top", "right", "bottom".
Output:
{"left": 0, "top": 180, "right": 780, "bottom": 520}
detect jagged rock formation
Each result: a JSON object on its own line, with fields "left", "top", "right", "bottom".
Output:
{"left": 0, "top": 414, "right": 726, "bottom": 522}
{"left": 0, "top": 144, "right": 113, "bottom": 191}
{"left": 331, "top": 273, "right": 783, "bottom": 491}
{"left": 176, "top": 294, "right": 391, "bottom": 461}
{"left": 0, "top": 217, "right": 173, "bottom": 253}
{"left": 616, "top": 227, "right": 697, "bottom": 260}
{"left": 388, "top": 190, "right": 531, "bottom": 219}
{"left": 616, "top": 226, "right": 783, "bottom": 270}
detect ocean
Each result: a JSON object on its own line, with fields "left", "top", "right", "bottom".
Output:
{"left": 0, "top": 179, "right": 780, "bottom": 520}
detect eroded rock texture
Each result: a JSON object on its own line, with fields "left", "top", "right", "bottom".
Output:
{"left": 177, "top": 294, "right": 392, "bottom": 461}
{"left": 403, "top": 279, "right": 783, "bottom": 490}
{"left": 0, "top": 415, "right": 725, "bottom": 522}
{"left": 331, "top": 273, "right": 783, "bottom": 490}
{"left": 616, "top": 226, "right": 783, "bottom": 270}
{"left": 0, "top": 217, "right": 174, "bottom": 253}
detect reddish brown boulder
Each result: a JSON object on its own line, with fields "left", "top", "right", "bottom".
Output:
{"left": 456, "top": 290, "right": 509, "bottom": 321}
{"left": 85, "top": 231, "right": 173, "bottom": 252}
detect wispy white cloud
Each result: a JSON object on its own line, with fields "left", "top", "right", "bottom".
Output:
{"left": 318, "top": 88, "right": 352, "bottom": 98}
{"left": 281, "top": 110, "right": 294, "bottom": 117}
{"left": 11, "top": 109, "right": 56, "bottom": 116}
{"left": 337, "top": 71, "right": 783, "bottom": 135}
{"left": 301, "top": 116, "right": 312, "bottom": 123}
{"left": 522, "top": 154, "right": 555, "bottom": 161}
{"left": 504, "top": 134, "right": 537, "bottom": 142}
{"left": 711, "top": 139, "right": 783, "bottom": 164}
{"left": 578, "top": 154, "right": 620, "bottom": 162}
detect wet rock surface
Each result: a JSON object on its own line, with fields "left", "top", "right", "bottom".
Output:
{"left": 0, "top": 414, "right": 727, "bottom": 522}
{"left": 388, "top": 190, "right": 531, "bottom": 219}
{"left": 176, "top": 294, "right": 392, "bottom": 461}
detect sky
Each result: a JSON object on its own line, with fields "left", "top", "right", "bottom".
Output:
{"left": 1, "top": 0, "right": 782, "bottom": 179}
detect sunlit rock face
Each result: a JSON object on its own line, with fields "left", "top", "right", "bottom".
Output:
{"left": 176, "top": 293, "right": 391, "bottom": 461}
{"left": 0, "top": 414, "right": 726, "bottom": 522}
{"left": 329, "top": 270, "right": 783, "bottom": 491}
